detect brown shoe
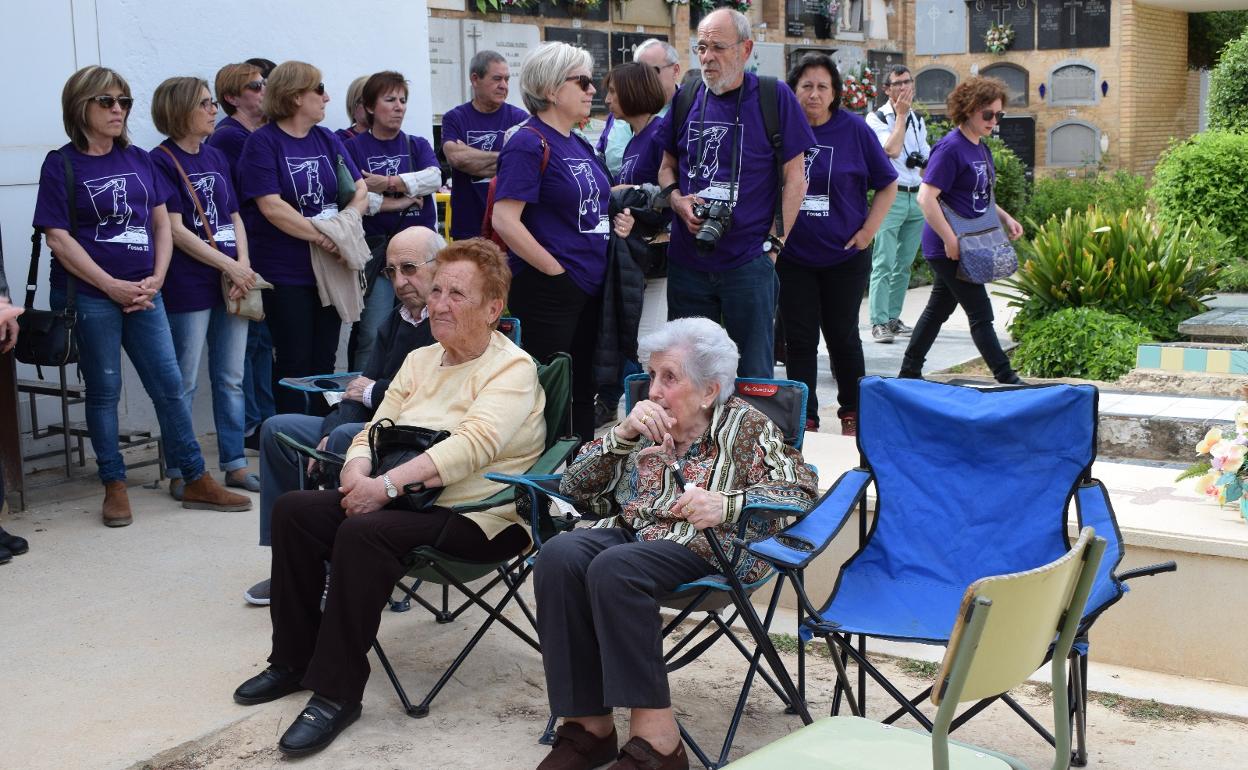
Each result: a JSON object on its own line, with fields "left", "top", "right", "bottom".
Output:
{"left": 182, "top": 474, "right": 252, "bottom": 512}
{"left": 102, "top": 480, "right": 133, "bottom": 527}
{"left": 607, "top": 737, "right": 688, "bottom": 770}
{"left": 537, "top": 722, "right": 618, "bottom": 770}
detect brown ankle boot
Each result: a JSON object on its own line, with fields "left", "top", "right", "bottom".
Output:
{"left": 102, "top": 481, "right": 133, "bottom": 527}
{"left": 182, "top": 474, "right": 252, "bottom": 512}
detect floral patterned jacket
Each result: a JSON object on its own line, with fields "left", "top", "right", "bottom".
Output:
{"left": 559, "top": 397, "right": 819, "bottom": 582}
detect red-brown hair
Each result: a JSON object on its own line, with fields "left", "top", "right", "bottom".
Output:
{"left": 947, "top": 76, "right": 1009, "bottom": 126}
{"left": 435, "top": 238, "right": 511, "bottom": 306}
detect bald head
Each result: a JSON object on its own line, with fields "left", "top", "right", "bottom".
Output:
{"left": 386, "top": 226, "right": 445, "bottom": 312}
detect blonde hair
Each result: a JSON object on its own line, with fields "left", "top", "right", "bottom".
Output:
{"left": 263, "top": 61, "right": 322, "bottom": 122}
{"left": 344, "top": 75, "right": 368, "bottom": 124}
{"left": 215, "top": 63, "right": 261, "bottom": 116}
{"left": 519, "top": 42, "right": 593, "bottom": 114}
{"left": 151, "top": 77, "right": 210, "bottom": 139}
{"left": 61, "top": 65, "right": 132, "bottom": 150}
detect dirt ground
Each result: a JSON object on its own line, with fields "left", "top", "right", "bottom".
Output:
{"left": 130, "top": 612, "right": 1248, "bottom": 770}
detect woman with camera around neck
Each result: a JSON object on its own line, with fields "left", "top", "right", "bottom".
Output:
{"left": 491, "top": 42, "right": 634, "bottom": 444}
{"left": 775, "top": 54, "right": 897, "bottom": 436}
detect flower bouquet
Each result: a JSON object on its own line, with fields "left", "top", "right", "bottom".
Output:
{"left": 1177, "top": 407, "right": 1248, "bottom": 523}
{"left": 985, "top": 23, "right": 1015, "bottom": 54}
{"left": 562, "top": 0, "right": 602, "bottom": 14}
{"left": 476, "top": 0, "right": 538, "bottom": 12}
{"left": 696, "top": 0, "right": 751, "bottom": 12}
{"left": 841, "top": 67, "right": 876, "bottom": 112}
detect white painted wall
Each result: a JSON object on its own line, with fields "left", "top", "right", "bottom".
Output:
{"left": 0, "top": 0, "right": 431, "bottom": 450}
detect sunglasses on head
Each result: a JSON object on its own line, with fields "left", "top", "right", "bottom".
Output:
{"left": 564, "top": 75, "right": 594, "bottom": 92}
{"left": 312, "top": 82, "right": 326, "bottom": 96}
{"left": 242, "top": 79, "right": 265, "bottom": 92}
{"left": 92, "top": 94, "right": 134, "bottom": 111}
{"left": 381, "top": 257, "right": 436, "bottom": 280}
{"left": 981, "top": 109, "right": 1006, "bottom": 123}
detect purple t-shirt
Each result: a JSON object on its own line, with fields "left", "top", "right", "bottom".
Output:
{"left": 345, "top": 130, "right": 439, "bottom": 237}
{"left": 441, "top": 101, "right": 529, "bottom": 240}
{"left": 663, "top": 74, "right": 815, "bottom": 271}
{"left": 782, "top": 110, "right": 897, "bottom": 268}
{"left": 151, "top": 140, "right": 241, "bottom": 313}
{"left": 494, "top": 119, "right": 611, "bottom": 296}
{"left": 618, "top": 116, "right": 666, "bottom": 186}
{"left": 921, "top": 129, "right": 996, "bottom": 260}
{"left": 335, "top": 126, "right": 362, "bottom": 143}
{"left": 237, "top": 123, "right": 362, "bottom": 286}
{"left": 207, "top": 115, "right": 251, "bottom": 174}
{"left": 32, "top": 143, "right": 173, "bottom": 300}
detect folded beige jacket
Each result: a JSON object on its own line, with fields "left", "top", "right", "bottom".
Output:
{"left": 309, "top": 208, "right": 370, "bottom": 322}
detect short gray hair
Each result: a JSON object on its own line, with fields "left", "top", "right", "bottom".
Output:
{"left": 638, "top": 318, "right": 739, "bottom": 406}
{"left": 470, "top": 50, "right": 506, "bottom": 81}
{"left": 519, "top": 42, "right": 593, "bottom": 114}
{"left": 699, "top": 8, "right": 752, "bottom": 43}
{"left": 634, "top": 39, "right": 678, "bottom": 66}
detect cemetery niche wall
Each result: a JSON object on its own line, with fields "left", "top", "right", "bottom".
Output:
{"left": 1048, "top": 60, "right": 1100, "bottom": 106}
{"left": 915, "top": 66, "right": 958, "bottom": 107}
{"left": 1047, "top": 119, "right": 1100, "bottom": 166}
{"left": 981, "top": 62, "right": 1028, "bottom": 107}
{"left": 968, "top": 1, "right": 1036, "bottom": 53}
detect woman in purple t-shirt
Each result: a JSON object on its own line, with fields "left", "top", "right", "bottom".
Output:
{"left": 34, "top": 66, "right": 251, "bottom": 526}
{"left": 343, "top": 70, "right": 443, "bottom": 370}
{"left": 901, "top": 77, "right": 1025, "bottom": 384}
{"left": 335, "top": 76, "right": 369, "bottom": 143}
{"left": 237, "top": 61, "right": 367, "bottom": 415}
{"left": 492, "top": 42, "right": 634, "bottom": 441}
{"left": 779, "top": 54, "right": 898, "bottom": 436}
{"left": 151, "top": 76, "right": 261, "bottom": 498}
{"left": 606, "top": 63, "right": 667, "bottom": 188}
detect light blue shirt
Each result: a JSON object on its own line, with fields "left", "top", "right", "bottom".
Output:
{"left": 866, "top": 102, "right": 929, "bottom": 188}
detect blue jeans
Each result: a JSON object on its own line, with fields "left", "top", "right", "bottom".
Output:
{"left": 243, "top": 320, "right": 275, "bottom": 435}
{"left": 348, "top": 273, "right": 394, "bottom": 371}
{"left": 667, "top": 254, "right": 779, "bottom": 378}
{"left": 258, "top": 413, "right": 363, "bottom": 546}
{"left": 166, "top": 304, "right": 250, "bottom": 477}
{"left": 51, "top": 289, "right": 205, "bottom": 484}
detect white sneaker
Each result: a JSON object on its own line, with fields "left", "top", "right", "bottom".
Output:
{"left": 889, "top": 318, "right": 913, "bottom": 336}
{"left": 244, "top": 578, "right": 271, "bottom": 606}
{"left": 871, "top": 323, "right": 895, "bottom": 343}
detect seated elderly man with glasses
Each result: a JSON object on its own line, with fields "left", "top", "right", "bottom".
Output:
{"left": 242, "top": 226, "right": 443, "bottom": 606}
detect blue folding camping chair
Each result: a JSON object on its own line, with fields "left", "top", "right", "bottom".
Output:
{"left": 735, "top": 377, "right": 1175, "bottom": 766}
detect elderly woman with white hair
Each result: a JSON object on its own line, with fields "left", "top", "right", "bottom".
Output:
{"left": 492, "top": 41, "right": 633, "bottom": 444}
{"left": 532, "top": 317, "right": 817, "bottom": 770}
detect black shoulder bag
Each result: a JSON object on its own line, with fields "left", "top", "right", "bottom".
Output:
{"left": 17, "top": 151, "right": 79, "bottom": 371}
{"left": 367, "top": 418, "right": 451, "bottom": 510}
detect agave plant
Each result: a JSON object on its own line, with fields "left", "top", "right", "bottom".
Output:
{"left": 996, "top": 208, "right": 1224, "bottom": 342}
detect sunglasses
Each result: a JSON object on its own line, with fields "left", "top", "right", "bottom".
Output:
{"left": 242, "top": 79, "right": 265, "bottom": 92}
{"left": 980, "top": 110, "right": 1006, "bottom": 123}
{"left": 91, "top": 94, "right": 134, "bottom": 111}
{"left": 564, "top": 75, "right": 594, "bottom": 92}
{"left": 312, "top": 82, "right": 326, "bottom": 96}
{"left": 199, "top": 98, "right": 219, "bottom": 111}
{"left": 381, "top": 257, "right": 436, "bottom": 280}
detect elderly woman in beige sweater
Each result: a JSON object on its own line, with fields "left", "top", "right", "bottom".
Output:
{"left": 232, "top": 238, "right": 546, "bottom": 758}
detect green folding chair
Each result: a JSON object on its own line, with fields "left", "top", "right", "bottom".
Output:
{"left": 725, "top": 527, "right": 1107, "bottom": 770}
{"left": 370, "top": 352, "right": 579, "bottom": 718}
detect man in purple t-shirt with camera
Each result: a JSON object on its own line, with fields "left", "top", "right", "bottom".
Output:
{"left": 659, "top": 8, "right": 813, "bottom": 379}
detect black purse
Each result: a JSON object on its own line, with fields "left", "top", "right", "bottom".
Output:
{"left": 367, "top": 418, "right": 451, "bottom": 510}
{"left": 16, "top": 151, "right": 79, "bottom": 371}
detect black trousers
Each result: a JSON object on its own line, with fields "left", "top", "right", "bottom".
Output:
{"left": 507, "top": 269, "right": 601, "bottom": 443}
{"left": 534, "top": 528, "right": 712, "bottom": 716}
{"left": 776, "top": 250, "right": 870, "bottom": 423}
{"left": 267, "top": 489, "right": 530, "bottom": 705}
{"left": 263, "top": 285, "right": 342, "bottom": 415}
{"left": 900, "top": 257, "right": 1015, "bottom": 381}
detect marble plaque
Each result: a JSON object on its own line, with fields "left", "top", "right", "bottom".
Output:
{"left": 611, "top": 32, "right": 668, "bottom": 68}
{"left": 545, "top": 27, "right": 611, "bottom": 111}
{"left": 1049, "top": 120, "right": 1098, "bottom": 165}
{"left": 968, "top": 0, "right": 1036, "bottom": 53}
{"left": 915, "top": 0, "right": 968, "bottom": 56}
{"left": 981, "top": 63, "right": 1029, "bottom": 106}
{"left": 1038, "top": 0, "right": 1111, "bottom": 50}
{"left": 616, "top": 0, "right": 671, "bottom": 27}
{"left": 1049, "top": 63, "right": 1097, "bottom": 104}
{"left": 915, "top": 68, "right": 957, "bottom": 106}
{"left": 785, "top": 0, "right": 834, "bottom": 40}
{"left": 430, "top": 17, "right": 466, "bottom": 117}
{"left": 996, "top": 115, "right": 1035, "bottom": 171}
{"left": 869, "top": 50, "right": 902, "bottom": 110}
{"left": 464, "top": 20, "right": 542, "bottom": 113}
{"left": 751, "top": 42, "right": 788, "bottom": 81}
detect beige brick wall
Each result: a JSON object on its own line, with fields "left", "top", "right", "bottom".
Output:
{"left": 1120, "top": 1, "right": 1199, "bottom": 177}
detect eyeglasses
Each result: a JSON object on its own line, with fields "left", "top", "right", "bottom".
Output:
{"left": 651, "top": 62, "right": 677, "bottom": 75}
{"left": 980, "top": 109, "right": 1006, "bottom": 123}
{"left": 381, "top": 257, "right": 436, "bottom": 280}
{"left": 886, "top": 78, "right": 913, "bottom": 87}
{"left": 199, "top": 98, "right": 219, "bottom": 111}
{"left": 242, "top": 79, "right": 265, "bottom": 92}
{"left": 91, "top": 95, "right": 134, "bottom": 111}
{"left": 312, "top": 82, "right": 326, "bottom": 96}
{"left": 564, "top": 75, "right": 594, "bottom": 92}
{"left": 691, "top": 40, "right": 744, "bottom": 56}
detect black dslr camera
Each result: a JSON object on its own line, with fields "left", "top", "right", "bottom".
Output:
{"left": 691, "top": 200, "right": 733, "bottom": 252}
{"left": 905, "top": 151, "right": 928, "bottom": 170}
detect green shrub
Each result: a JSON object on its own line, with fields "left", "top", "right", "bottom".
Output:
{"left": 1012, "top": 307, "right": 1150, "bottom": 381}
{"left": 1150, "top": 130, "right": 1248, "bottom": 262}
{"left": 1208, "top": 30, "right": 1248, "bottom": 131}
{"left": 998, "top": 208, "right": 1220, "bottom": 342}
{"left": 1024, "top": 171, "right": 1147, "bottom": 233}
{"left": 1190, "top": 11, "right": 1248, "bottom": 70}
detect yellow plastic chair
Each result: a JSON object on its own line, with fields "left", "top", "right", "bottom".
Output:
{"left": 726, "top": 527, "right": 1106, "bottom": 770}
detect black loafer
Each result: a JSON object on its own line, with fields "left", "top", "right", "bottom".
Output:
{"left": 233, "top": 664, "right": 306, "bottom": 705}
{"left": 278, "top": 696, "right": 361, "bottom": 757}
{"left": 0, "top": 545, "right": 11, "bottom": 565}
{"left": 0, "top": 528, "right": 29, "bottom": 556}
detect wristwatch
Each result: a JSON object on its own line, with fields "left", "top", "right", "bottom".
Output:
{"left": 761, "top": 234, "right": 785, "bottom": 256}
{"left": 382, "top": 474, "right": 399, "bottom": 499}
